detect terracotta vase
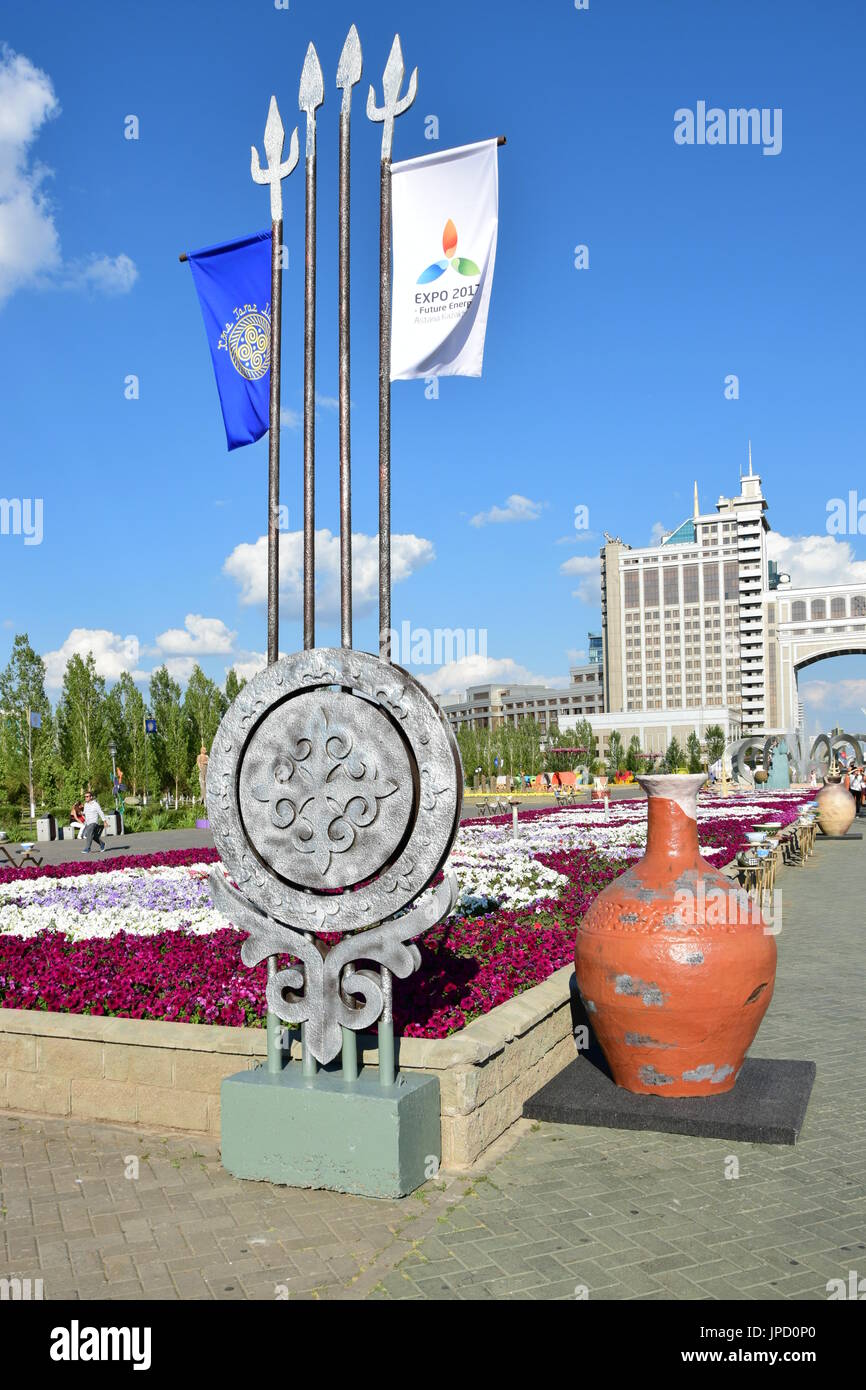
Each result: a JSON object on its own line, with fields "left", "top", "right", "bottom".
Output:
{"left": 816, "top": 771, "right": 855, "bottom": 837}
{"left": 574, "top": 774, "right": 777, "bottom": 1097}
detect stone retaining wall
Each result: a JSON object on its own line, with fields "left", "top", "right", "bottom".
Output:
{"left": 0, "top": 966, "right": 576, "bottom": 1170}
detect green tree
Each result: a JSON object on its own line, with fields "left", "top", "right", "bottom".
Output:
{"left": 57, "top": 653, "right": 108, "bottom": 793}
{"left": 663, "top": 737, "right": 684, "bottom": 773}
{"left": 184, "top": 664, "right": 226, "bottom": 755}
{"left": 625, "top": 734, "right": 642, "bottom": 774}
{"left": 606, "top": 730, "right": 624, "bottom": 779}
{"left": 705, "top": 724, "right": 726, "bottom": 765}
{"left": 225, "top": 668, "right": 247, "bottom": 703}
{"left": 686, "top": 730, "right": 703, "bottom": 773}
{"left": 163, "top": 700, "right": 190, "bottom": 808}
{"left": 0, "top": 634, "right": 51, "bottom": 813}
{"left": 544, "top": 723, "right": 574, "bottom": 774}
{"left": 106, "top": 672, "right": 148, "bottom": 798}
{"left": 572, "top": 717, "right": 598, "bottom": 777}
{"left": 149, "top": 666, "right": 184, "bottom": 797}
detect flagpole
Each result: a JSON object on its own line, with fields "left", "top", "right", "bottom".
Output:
{"left": 368, "top": 34, "right": 417, "bottom": 1086}
{"left": 300, "top": 45, "right": 324, "bottom": 656}
{"left": 337, "top": 25, "right": 363, "bottom": 1085}
{"left": 268, "top": 217, "right": 283, "bottom": 667}
{"left": 338, "top": 26, "right": 361, "bottom": 651}
{"left": 251, "top": 97, "right": 299, "bottom": 1076}
{"left": 368, "top": 35, "right": 417, "bottom": 662}
{"left": 298, "top": 44, "right": 324, "bottom": 1079}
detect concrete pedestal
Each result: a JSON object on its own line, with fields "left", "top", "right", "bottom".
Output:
{"left": 220, "top": 1064, "right": 440, "bottom": 1198}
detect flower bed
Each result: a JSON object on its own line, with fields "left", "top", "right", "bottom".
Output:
{"left": 0, "top": 790, "right": 814, "bottom": 1038}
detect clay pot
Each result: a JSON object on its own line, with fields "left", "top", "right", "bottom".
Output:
{"left": 753, "top": 769, "right": 769, "bottom": 784}
{"left": 816, "top": 772, "right": 855, "bottom": 837}
{"left": 574, "top": 773, "right": 777, "bottom": 1097}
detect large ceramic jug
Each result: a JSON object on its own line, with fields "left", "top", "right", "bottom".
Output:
{"left": 816, "top": 762, "right": 856, "bottom": 837}
{"left": 574, "top": 774, "right": 777, "bottom": 1096}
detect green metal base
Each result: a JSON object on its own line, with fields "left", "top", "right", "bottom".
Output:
{"left": 220, "top": 1063, "right": 441, "bottom": 1198}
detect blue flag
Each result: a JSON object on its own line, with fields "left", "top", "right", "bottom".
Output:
{"left": 187, "top": 231, "right": 272, "bottom": 451}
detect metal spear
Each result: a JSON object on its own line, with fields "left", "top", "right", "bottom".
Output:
{"left": 368, "top": 35, "right": 417, "bottom": 1088}
{"left": 251, "top": 95, "right": 299, "bottom": 1075}
{"left": 337, "top": 24, "right": 362, "bottom": 652}
{"left": 367, "top": 35, "right": 418, "bottom": 664}
{"left": 251, "top": 98, "right": 299, "bottom": 669}
{"left": 336, "top": 26, "right": 364, "bottom": 1086}
{"left": 300, "top": 43, "right": 324, "bottom": 654}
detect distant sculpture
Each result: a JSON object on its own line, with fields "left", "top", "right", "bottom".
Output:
{"left": 766, "top": 737, "right": 791, "bottom": 789}
{"left": 196, "top": 744, "right": 209, "bottom": 807}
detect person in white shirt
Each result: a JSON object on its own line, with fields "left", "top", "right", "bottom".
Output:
{"left": 80, "top": 792, "right": 108, "bottom": 853}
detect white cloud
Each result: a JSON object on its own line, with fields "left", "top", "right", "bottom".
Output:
{"left": 767, "top": 531, "right": 866, "bottom": 588}
{"left": 42, "top": 628, "right": 143, "bottom": 690}
{"left": 280, "top": 406, "right": 301, "bottom": 430}
{"left": 567, "top": 647, "right": 587, "bottom": 664}
{"left": 469, "top": 494, "right": 544, "bottom": 528}
{"left": 69, "top": 253, "right": 138, "bottom": 295}
{"left": 0, "top": 46, "right": 136, "bottom": 308}
{"left": 154, "top": 614, "right": 236, "bottom": 658}
{"left": 161, "top": 656, "right": 197, "bottom": 683}
{"left": 422, "top": 655, "right": 569, "bottom": 705}
{"left": 315, "top": 393, "right": 338, "bottom": 411}
{"left": 799, "top": 678, "right": 866, "bottom": 713}
{"left": 0, "top": 46, "right": 61, "bottom": 304}
{"left": 223, "top": 528, "right": 435, "bottom": 622}
{"left": 560, "top": 553, "right": 601, "bottom": 604}
{"left": 650, "top": 521, "right": 667, "bottom": 544}
{"left": 226, "top": 650, "right": 287, "bottom": 684}
{"left": 228, "top": 652, "right": 266, "bottom": 683}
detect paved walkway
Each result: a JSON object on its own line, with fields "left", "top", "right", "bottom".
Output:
{"left": 1, "top": 827, "right": 863, "bottom": 1300}
{"left": 4, "top": 827, "right": 215, "bottom": 867}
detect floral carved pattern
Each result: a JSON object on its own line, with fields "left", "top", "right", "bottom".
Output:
{"left": 249, "top": 705, "right": 399, "bottom": 877}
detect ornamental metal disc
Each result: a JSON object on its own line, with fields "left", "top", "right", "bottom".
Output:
{"left": 207, "top": 648, "right": 462, "bottom": 934}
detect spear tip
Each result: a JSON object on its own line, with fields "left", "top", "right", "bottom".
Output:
{"left": 263, "top": 95, "right": 285, "bottom": 161}
{"left": 337, "top": 23, "right": 363, "bottom": 90}
{"left": 299, "top": 41, "right": 325, "bottom": 110}
{"left": 383, "top": 33, "right": 405, "bottom": 94}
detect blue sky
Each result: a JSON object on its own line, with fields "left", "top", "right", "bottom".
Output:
{"left": 0, "top": 0, "right": 864, "bottom": 732}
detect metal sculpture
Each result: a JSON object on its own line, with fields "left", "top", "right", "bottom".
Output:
{"left": 207, "top": 30, "right": 462, "bottom": 1082}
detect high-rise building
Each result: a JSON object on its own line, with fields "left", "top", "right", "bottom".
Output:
{"left": 601, "top": 463, "right": 768, "bottom": 735}
{"left": 440, "top": 636, "right": 603, "bottom": 732}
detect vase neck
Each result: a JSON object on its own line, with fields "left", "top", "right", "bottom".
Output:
{"left": 637, "top": 773, "right": 705, "bottom": 870}
{"left": 646, "top": 796, "right": 701, "bottom": 866}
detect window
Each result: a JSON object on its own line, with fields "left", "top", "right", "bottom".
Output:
{"left": 723, "top": 562, "right": 738, "bottom": 601}
{"left": 831, "top": 597, "right": 845, "bottom": 619}
{"left": 811, "top": 599, "right": 826, "bottom": 620}
{"left": 703, "top": 564, "right": 719, "bottom": 601}
{"left": 624, "top": 572, "right": 639, "bottom": 608}
{"left": 683, "top": 565, "right": 699, "bottom": 603}
{"left": 791, "top": 600, "right": 806, "bottom": 622}
{"left": 853, "top": 596, "right": 866, "bottom": 618}
{"left": 663, "top": 568, "right": 680, "bottom": 606}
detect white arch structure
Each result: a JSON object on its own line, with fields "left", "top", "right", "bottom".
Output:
{"left": 774, "top": 582, "right": 866, "bottom": 731}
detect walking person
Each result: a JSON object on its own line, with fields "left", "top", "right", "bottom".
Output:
{"left": 853, "top": 766, "right": 865, "bottom": 818}
{"left": 80, "top": 791, "right": 108, "bottom": 853}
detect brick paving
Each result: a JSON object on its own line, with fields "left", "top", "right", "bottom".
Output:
{"left": 1, "top": 821, "right": 864, "bottom": 1300}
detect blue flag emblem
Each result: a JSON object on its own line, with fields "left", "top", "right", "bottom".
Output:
{"left": 187, "top": 231, "right": 271, "bottom": 451}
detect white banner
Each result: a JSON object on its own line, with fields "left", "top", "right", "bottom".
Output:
{"left": 390, "top": 139, "right": 499, "bottom": 381}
